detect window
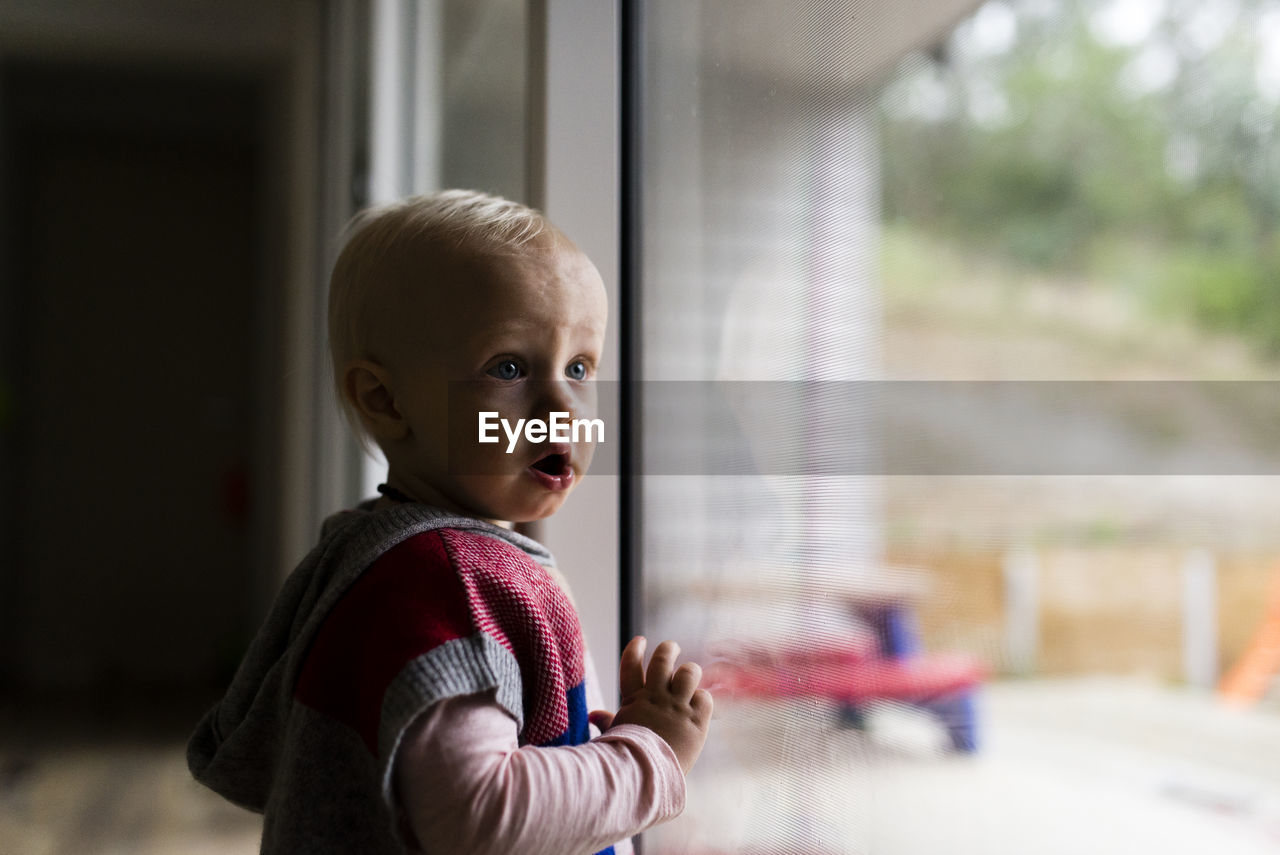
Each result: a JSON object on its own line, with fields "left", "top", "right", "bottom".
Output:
{"left": 629, "top": 1, "right": 1280, "bottom": 852}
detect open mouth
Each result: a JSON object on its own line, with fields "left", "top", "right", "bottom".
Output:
{"left": 531, "top": 452, "right": 570, "bottom": 476}
{"left": 527, "top": 445, "right": 574, "bottom": 490}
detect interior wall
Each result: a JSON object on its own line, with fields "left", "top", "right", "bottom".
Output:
{"left": 0, "top": 0, "right": 322, "bottom": 700}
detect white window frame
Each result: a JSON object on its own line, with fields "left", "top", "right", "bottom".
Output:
{"left": 533, "top": 0, "right": 624, "bottom": 708}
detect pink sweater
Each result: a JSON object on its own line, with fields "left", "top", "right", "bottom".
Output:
{"left": 395, "top": 690, "right": 686, "bottom": 854}
{"left": 190, "top": 504, "right": 681, "bottom": 854}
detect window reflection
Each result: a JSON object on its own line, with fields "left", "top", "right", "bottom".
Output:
{"left": 635, "top": 1, "right": 1280, "bottom": 852}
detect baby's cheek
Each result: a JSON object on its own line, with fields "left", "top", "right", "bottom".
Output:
{"left": 573, "top": 441, "right": 596, "bottom": 476}
{"left": 460, "top": 436, "right": 522, "bottom": 476}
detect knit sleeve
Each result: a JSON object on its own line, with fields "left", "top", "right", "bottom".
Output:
{"left": 394, "top": 690, "right": 686, "bottom": 855}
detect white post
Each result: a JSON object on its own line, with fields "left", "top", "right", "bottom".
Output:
{"left": 537, "top": 0, "right": 622, "bottom": 707}
{"left": 369, "top": 0, "right": 409, "bottom": 204}
{"left": 802, "top": 96, "right": 883, "bottom": 582}
{"left": 1004, "top": 545, "right": 1039, "bottom": 675}
{"left": 1182, "top": 549, "right": 1218, "bottom": 689}
{"left": 410, "top": 0, "right": 443, "bottom": 195}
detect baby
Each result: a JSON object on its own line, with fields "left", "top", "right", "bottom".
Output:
{"left": 188, "top": 190, "right": 712, "bottom": 854}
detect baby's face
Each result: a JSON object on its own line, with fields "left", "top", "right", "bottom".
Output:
{"left": 387, "top": 236, "right": 607, "bottom": 524}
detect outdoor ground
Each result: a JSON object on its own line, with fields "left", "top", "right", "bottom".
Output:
{"left": 654, "top": 678, "right": 1280, "bottom": 854}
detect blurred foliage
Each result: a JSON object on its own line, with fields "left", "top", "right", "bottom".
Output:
{"left": 880, "top": 0, "right": 1280, "bottom": 352}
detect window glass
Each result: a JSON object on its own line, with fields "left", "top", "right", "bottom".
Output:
{"left": 634, "top": 1, "right": 1280, "bottom": 852}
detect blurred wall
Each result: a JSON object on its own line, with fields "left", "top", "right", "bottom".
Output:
{"left": 0, "top": 0, "right": 322, "bottom": 701}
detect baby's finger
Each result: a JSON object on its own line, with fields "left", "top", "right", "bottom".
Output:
{"left": 691, "top": 687, "right": 714, "bottom": 723}
{"left": 589, "top": 709, "right": 615, "bottom": 731}
{"left": 645, "top": 640, "right": 680, "bottom": 690}
{"left": 619, "top": 636, "right": 647, "bottom": 698}
{"left": 669, "top": 661, "right": 702, "bottom": 700}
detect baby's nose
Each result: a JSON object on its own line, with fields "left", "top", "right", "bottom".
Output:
{"left": 533, "top": 378, "right": 578, "bottom": 417}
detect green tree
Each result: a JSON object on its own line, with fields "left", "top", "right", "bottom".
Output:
{"left": 880, "top": 0, "right": 1280, "bottom": 350}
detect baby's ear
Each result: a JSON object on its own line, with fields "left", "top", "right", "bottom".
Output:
{"left": 344, "top": 360, "right": 409, "bottom": 441}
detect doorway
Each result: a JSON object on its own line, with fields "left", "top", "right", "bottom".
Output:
{"left": 0, "top": 62, "right": 270, "bottom": 707}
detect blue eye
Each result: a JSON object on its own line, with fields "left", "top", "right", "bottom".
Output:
{"left": 566, "top": 360, "right": 588, "bottom": 381}
{"left": 488, "top": 359, "right": 521, "bottom": 381}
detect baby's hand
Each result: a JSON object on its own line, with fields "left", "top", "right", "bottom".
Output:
{"left": 601, "top": 636, "right": 712, "bottom": 774}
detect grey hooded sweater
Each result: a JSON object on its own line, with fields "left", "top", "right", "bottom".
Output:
{"left": 186, "top": 501, "right": 600, "bottom": 854}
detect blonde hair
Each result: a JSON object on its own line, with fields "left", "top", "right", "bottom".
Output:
{"left": 327, "top": 189, "right": 556, "bottom": 439}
